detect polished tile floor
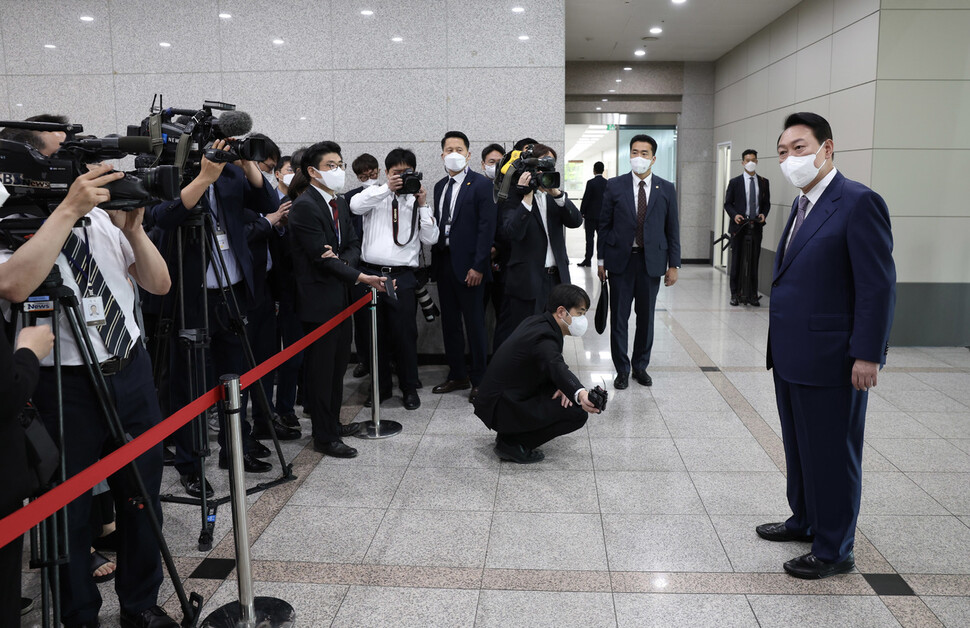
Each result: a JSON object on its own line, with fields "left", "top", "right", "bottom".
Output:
{"left": 21, "top": 245, "right": 970, "bottom": 626}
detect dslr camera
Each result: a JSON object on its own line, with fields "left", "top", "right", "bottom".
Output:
{"left": 398, "top": 168, "right": 423, "bottom": 195}
{"left": 587, "top": 385, "right": 608, "bottom": 412}
{"left": 493, "top": 144, "right": 561, "bottom": 202}
{"left": 0, "top": 119, "right": 179, "bottom": 215}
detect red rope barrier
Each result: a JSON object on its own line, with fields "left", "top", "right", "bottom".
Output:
{"left": 0, "top": 292, "right": 372, "bottom": 549}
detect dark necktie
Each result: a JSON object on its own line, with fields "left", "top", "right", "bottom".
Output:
{"left": 783, "top": 195, "right": 810, "bottom": 261}
{"left": 636, "top": 180, "right": 647, "bottom": 247}
{"left": 62, "top": 232, "right": 134, "bottom": 359}
{"left": 437, "top": 178, "right": 455, "bottom": 249}
{"left": 748, "top": 176, "right": 757, "bottom": 218}
{"left": 328, "top": 198, "right": 341, "bottom": 245}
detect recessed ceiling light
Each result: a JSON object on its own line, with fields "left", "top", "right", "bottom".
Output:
{"left": 391, "top": 36, "right": 403, "bottom": 42}
{"left": 512, "top": 6, "right": 525, "bottom": 12}
{"left": 300, "top": 116, "right": 307, "bottom": 120}
{"left": 219, "top": 13, "right": 231, "bottom": 19}
{"left": 602, "top": 98, "right": 608, "bottom": 102}
{"left": 159, "top": 42, "right": 171, "bottom": 47}
{"left": 615, "top": 79, "right": 622, "bottom": 83}
{"left": 518, "top": 35, "right": 530, "bottom": 41}
{"left": 80, "top": 16, "right": 94, "bottom": 22}
{"left": 15, "top": 103, "right": 22, "bottom": 107}
{"left": 44, "top": 44, "right": 56, "bottom": 49}
{"left": 672, "top": 0, "right": 686, "bottom": 4}
{"left": 360, "top": 9, "right": 374, "bottom": 15}
{"left": 273, "top": 38, "right": 285, "bottom": 45}
{"left": 608, "top": 89, "right": 615, "bottom": 93}
{"left": 595, "top": 107, "right": 602, "bottom": 110}
{"left": 623, "top": 67, "right": 632, "bottom": 71}
{"left": 634, "top": 49, "right": 646, "bottom": 56}
{"left": 650, "top": 26, "right": 663, "bottom": 34}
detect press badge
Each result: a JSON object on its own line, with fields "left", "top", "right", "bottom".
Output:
{"left": 83, "top": 296, "right": 106, "bottom": 327}
{"left": 444, "top": 224, "right": 451, "bottom": 237}
{"left": 215, "top": 229, "right": 230, "bottom": 251}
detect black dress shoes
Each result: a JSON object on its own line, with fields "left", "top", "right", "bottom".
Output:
{"left": 315, "top": 440, "right": 358, "bottom": 458}
{"left": 219, "top": 453, "right": 272, "bottom": 473}
{"left": 632, "top": 369, "right": 653, "bottom": 386}
{"left": 340, "top": 422, "right": 362, "bottom": 437}
{"left": 755, "top": 522, "right": 815, "bottom": 542}
{"left": 469, "top": 387, "right": 479, "bottom": 404}
{"left": 120, "top": 605, "right": 179, "bottom": 628}
{"left": 784, "top": 551, "right": 855, "bottom": 579}
{"left": 730, "top": 297, "right": 740, "bottom": 306}
{"left": 248, "top": 439, "right": 272, "bottom": 459}
{"left": 353, "top": 362, "right": 369, "bottom": 378}
{"left": 748, "top": 298, "right": 761, "bottom": 307}
{"left": 403, "top": 391, "right": 421, "bottom": 410}
{"left": 613, "top": 372, "right": 629, "bottom": 390}
{"left": 364, "top": 391, "right": 392, "bottom": 408}
{"left": 577, "top": 259, "right": 592, "bottom": 267}
{"left": 252, "top": 418, "right": 301, "bottom": 441}
{"left": 278, "top": 412, "right": 301, "bottom": 428}
{"left": 494, "top": 438, "right": 545, "bottom": 464}
{"left": 180, "top": 473, "right": 214, "bottom": 499}
{"left": 432, "top": 378, "right": 471, "bottom": 394}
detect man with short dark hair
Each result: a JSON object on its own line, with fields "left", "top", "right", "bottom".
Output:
{"left": 723, "top": 148, "right": 770, "bottom": 306}
{"left": 757, "top": 112, "right": 895, "bottom": 580}
{"left": 578, "top": 161, "right": 607, "bottom": 267}
{"left": 598, "top": 134, "right": 681, "bottom": 390}
{"left": 474, "top": 284, "right": 601, "bottom": 464}
{"left": 480, "top": 143, "right": 505, "bottom": 181}
{"left": 480, "top": 143, "right": 508, "bottom": 349}
{"left": 344, "top": 153, "right": 381, "bottom": 378}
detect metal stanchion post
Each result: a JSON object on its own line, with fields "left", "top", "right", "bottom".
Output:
{"left": 202, "top": 375, "right": 295, "bottom": 628}
{"left": 356, "top": 286, "right": 402, "bottom": 439}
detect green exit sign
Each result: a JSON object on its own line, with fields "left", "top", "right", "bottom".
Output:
{"left": 606, "top": 124, "right": 617, "bottom": 130}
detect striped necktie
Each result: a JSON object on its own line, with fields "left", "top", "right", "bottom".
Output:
{"left": 61, "top": 231, "right": 134, "bottom": 359}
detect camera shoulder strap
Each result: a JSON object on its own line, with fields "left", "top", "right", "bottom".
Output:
{"left": 391, "top": 195, "right": 419, "bottom": 247}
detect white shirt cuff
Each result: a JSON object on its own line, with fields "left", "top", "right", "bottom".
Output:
{"left": 573, "top": 388, "right": 585, "bottom": 404}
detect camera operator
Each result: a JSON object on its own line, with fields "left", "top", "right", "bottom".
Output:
{"left": 493, "top": 143, "right": 583, "bottom": 350}
{"left": 473, "top": 284, "right": 601, "bottom": 463}
{"left": 480, "top": 143, "right": 508, "bottom": 351}
{"left": 350, "top": 148, "right": 438, "bottom": 410}
{"left": 0, "top": 151, "right": 177, "bottom": 626}
{"left": 150, "top": 137, "right": 284, "bottom": 497}
{"left": 345, "top": 153, "right": 381, "bottom": 379}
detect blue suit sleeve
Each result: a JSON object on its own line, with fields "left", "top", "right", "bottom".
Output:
{"left": 847, "top": 190, "right": 896, "bottom": 365}
{"left": 473, "top": 179, "right": 497, "bottom": 273}
{"left": 665, "top": 183, "right": 681, "bottom": 268}
{"left": 597, "top": 181, "right": 616, "bottom": 261}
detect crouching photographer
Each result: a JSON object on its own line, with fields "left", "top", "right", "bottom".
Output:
{"left": 473, "top": 284, "right": 606, "bottom": 464}
{"left": 0, "top": 119, "right": 177, "bottom": 627}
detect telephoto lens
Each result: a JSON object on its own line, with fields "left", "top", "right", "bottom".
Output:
{"left": 415, "top": 285, "right": 439, "bottom": 322}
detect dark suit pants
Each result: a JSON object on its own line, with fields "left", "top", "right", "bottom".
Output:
{"left": 437, "top": 250, "right": 488, "bottom": 385}
{"left": 608, "top": 253, "right": 661, "bottom": 374}
{"left": 494, "top": 391, "right": 588, "bottom": 450}
{"left": 171, "top": 282, "right": 254, "bottom": 475}
{"left": 364, "top": 268, "right": 420, "bottom": 394}
{"left": 774, "top": 369, "right": 867, "bottom": 563}
{"left": 729, "top": 225, "right": 763, "bottom": 299}
{"left": 0, "top": 497, "right": 24, "bottom": 628}
{"left": 493, "top": 268, "right": 560, "bottom": 351}
{"left": 352, "top": 282, "right": 372, "bottom": 371}
{"left": 303, "top": 318, "right": 352, "bottom": 444}
{"left": 33, "top": 346, "right": 164, "bottom": 626}
{"left": 275, "top": 298, "right": 304, "bottom": 416}
{"left": 583, "top": 220, "right": 597, "bottom": 262}
{"left": 484, "top": 271, "right": 506, "bottom": 355}
{"left": 242, "top": 293, "right": 278, "bottom": 422}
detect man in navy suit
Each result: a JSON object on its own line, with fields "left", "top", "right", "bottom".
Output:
{"left": 430, "top": 131, "right": 497, "bottom": 402}
{"left": 578, "top": 161, "right": 607, "bottom": 267}
{"left": 597, "top": 134, "right": 681, "bottom": 389}
{"left": 493, "top": 144, "right": 583, "bottom": 350}
{"left": 723, "top": 149, "right": 771, "bottom": 306}
{"left": 756, "top": 112, "right": 895, "bottom": 579}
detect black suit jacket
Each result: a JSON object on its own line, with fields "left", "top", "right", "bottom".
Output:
{"left": 501, "top": 191, "right": 583, "bottom": 300}
{"left": 580, "top": 175, "right": 608, "bottom": 227}
{"left": 343, "top": 185, "right": 366, "bottom": 241}
{"left": 598, "top": 173, "right": 681, "bottom": 277}
{"left": 724, "top": 172, "right": 770, "bottom": 234}
{"left": 243, "top": 208, "right": 276, "bottom": 305}
{"left": 473, "top": 312, "right": 583, "bottom": 430}
{"left": 432, "top": 170, "right": 497, "bottom": 281}
{"left": 288, "top": 188, "right": 362, "bottom": 323}
{"left": 0, "top": 332, "right": 40, "bottom": 506}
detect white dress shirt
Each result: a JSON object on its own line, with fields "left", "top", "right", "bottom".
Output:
{"left": 350, "top": 183, "right": 439, "bottom": 267}
{"left": 632, "top": 172, "right": 653, "bottom": 214}
{"left": 0, "top": 209, "right": 140, "bottom": 365}
{"left": 744, "top": 173, "right": 760, "bottom": 217}
{"left": 521, "top": 191, "right": 567, "bottom": 268}
{"left": 438, "top": 168, "right": 468, "bottom": 247}
{"left": 785, "top": 167, "right": 839, "bottom": 251}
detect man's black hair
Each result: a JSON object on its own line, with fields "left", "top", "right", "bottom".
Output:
{"left": 276, "top": 155, "right": 291, "bottom": 172}
{"left": 250, "top": 132, "right": 281, "bottom": 164}
{"left": 299, "top": 141, "right": 341, "bottom": 181}
{"left": 741, "top": 149, "right": 758, "bottom": 160}
{"left": 629, "top": 134, "right": 657, "bottom": 154}
{"left": 25, "top": 114, "right": 69, "bottom": 125}
{"left": 531, "top": 143, "right": 557, "bottom": 160}
{"left": 481, "top": 143, "right": 504, "bottom": 161}
{"left": 385, "top": 147, "right": 416, "bottom": 171}
{"left": 781, "top": 111, "right": 833, "bottom": 146}
{"left": 352, "top": 153, "right": 379, "bottom": 175}
{"left": 513, "top": 137, "right": 539, "bottom": 151}
{"left": 593, "top": 161, "right": 605, "bottom": 174}
{"left": 0, "top": 127, "right": 44, "bottom": 151}
{"left": 546, "top": 284, "right": 591, "bottom": 313}
{"left": 287, "top": 146, "right": 311, "bottom": 200}
{"left": 441, "top": 131, "right": 469, "bottom": 150}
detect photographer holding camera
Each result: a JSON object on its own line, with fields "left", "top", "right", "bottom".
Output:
{"left": 473, "top": 284, "right": 602, "bottom": 464}
{"left": 492, "top": 143, "right": 583, "bottom": 350}
{"left": 350, "top": 148, "right": 438, "bottom": 411}
{"left": 0, "top": 120, "right": 176, "bottom": 626}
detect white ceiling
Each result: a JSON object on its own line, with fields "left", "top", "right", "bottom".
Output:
{"left": 566, "top": 0, "right": 801, "bottom": 62}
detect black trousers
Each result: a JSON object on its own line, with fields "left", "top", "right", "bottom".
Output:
{"left": 494, "top": 390, "right": 588, "bottom": 450}
{"left": 303, "top": 318, "right": 352, "bottom": 444}
{"left": 493, "top": 268, "right": 560, "bottom": 351}
{"left": 437, "top": 250, "right": 488, "bottom": 386}
{"left": 729, "top": 225, "right": 763, "bottom": 299}
{"left": 583, "top": 220, "right": 597, "bottom": 262}
{"left": 362, "top": 267, "right": 420, "bottom": 394}
{"left": 484, "top": 272, "right": 506, "bottom": 356}
{"left": 608, "top": 253, "right": 661, "bottom": 374}
{"left": 0, "top": 497, "right": 23, "bottom": 628}
{"left": 242, "top": 292, "right": 277, "bottom": 422}
{"left": 34, "top": 345, "right": 164, "bottom": 626}
{"left": 351, "top": 282, "right": 371, "bottom": 370}
{"left": 275, "top": 298, "right": 304, "bottom": 416}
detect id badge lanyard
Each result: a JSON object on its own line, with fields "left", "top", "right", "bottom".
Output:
{"left": 64, "top": 228, "right": 107, "bottom": 328}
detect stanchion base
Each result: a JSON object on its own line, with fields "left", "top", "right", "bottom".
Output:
{"left": 354, "top": 420, "right": 403, "bottom": 439}
{"left": 201, "top": 597, "right": 295, "bottom": 628}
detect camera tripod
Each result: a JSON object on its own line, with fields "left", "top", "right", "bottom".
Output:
{"left": 152, "top": 205, "right": 294, "bottom": 551}
{"left": 15, "top": 265, "right": 202, "bottom": 628}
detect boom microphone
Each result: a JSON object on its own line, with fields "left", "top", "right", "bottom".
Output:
{"left": 214, "top": 110, "right": 253, "bottom": 138}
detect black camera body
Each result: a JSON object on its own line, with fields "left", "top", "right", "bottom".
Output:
{"left": 399, "top": 168, "right": 423, "bottom": 195}
{"left": 493, "top": 144, "right": 561, "bottom": 202}
{"left": 587, "top": 385, "right": 608, "bottom": 412}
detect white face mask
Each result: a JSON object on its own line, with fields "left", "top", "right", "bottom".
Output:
{"left": 282, "top": 173, "right": 295, "bottom": 187}
{"left": 362, "top": 178, "right": 379, "bottom": 187}
{"left": 316, "top": 167, "right": 346, "bottom": 191}
{"left": 444, "top": 152, "right": 467, "bottom": 172}
{"left": 780, "top": 144, "right": 825, "bottom": 189}
{"left": 262, "top": 170, "right": 278, "bottom": 189}
{"left": 631, "top": 156, "right": 653, "bottom": 175}
{"left": 0, "top": 182, "right": 9, "bottom": 208}
{"left": 484, "top": 164, "right": 496, "bottom": 179}
{"left": 564, "top": 311, "right": 588, "bottom": 337}
{"left": 743, "top": 161, "right": 757, "bottom": 173}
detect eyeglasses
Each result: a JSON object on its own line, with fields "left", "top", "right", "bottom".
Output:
{"left": 322, "top": 161, "right": 346, "bottom": 171}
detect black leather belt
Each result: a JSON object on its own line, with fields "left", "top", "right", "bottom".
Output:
{"left": 43, "top": 345, "right": 138, "bottom": 377}
{"left": 361, "top": 261, "right": 413, "bottom": 275}
{"left": 544, "top": 266, "right": 558, "bottom": 275}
